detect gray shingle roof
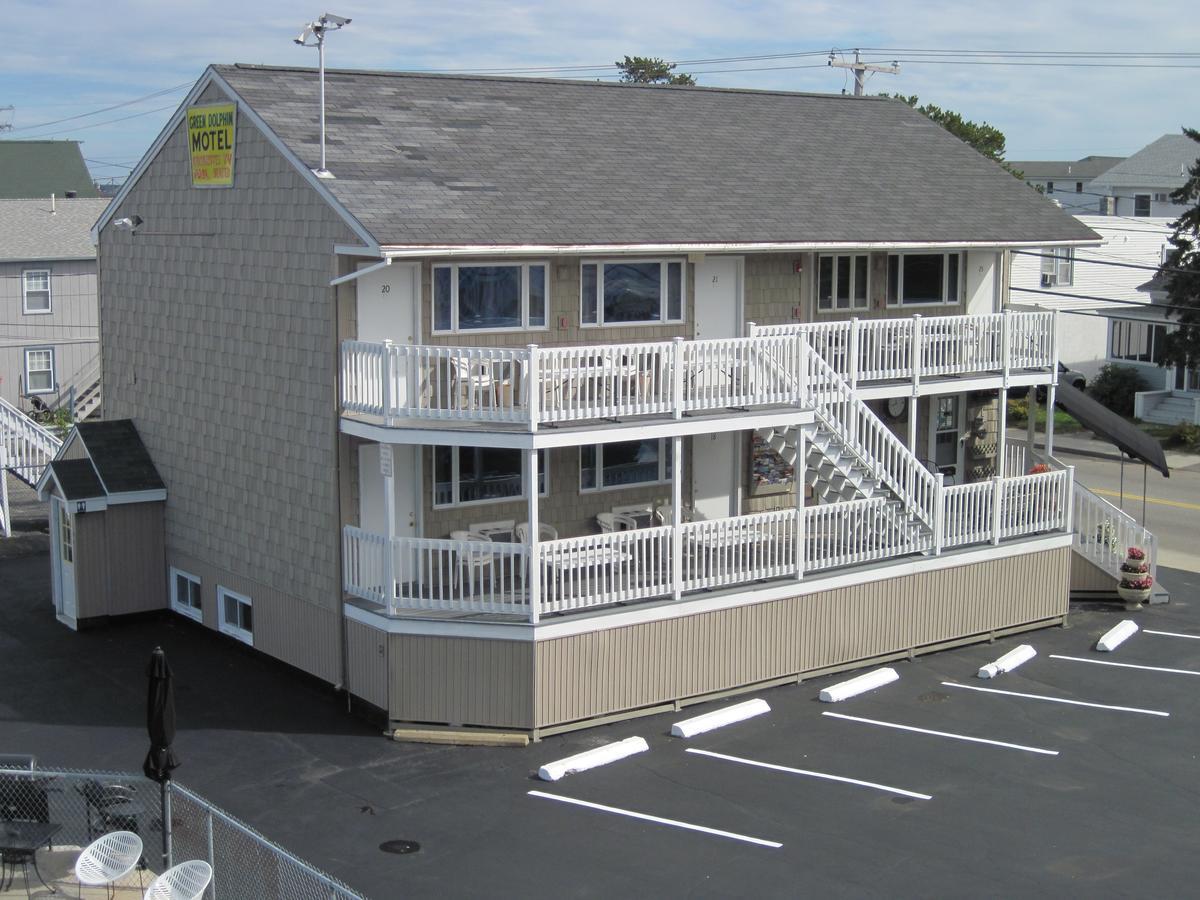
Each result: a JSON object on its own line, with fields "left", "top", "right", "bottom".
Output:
{"left": 1091, "top": 134, "right": 1199, "bottom": 190}
{"left": 0, "top": 198, "right": 108, "bottom": 261}
{"left": 1006, "top": 156, "right": 1125, "bottom": 181}
{"left": 48, "top": 458, "right": 106, "bottom": 502}
{"left": 0, "top": 141, "right": 102, "bottom": 200}
{"left": 75, "top": 420, "right": 165, "bottom": 494}
{"left": 214, "top": 64, "right": 1097, "bottom": 247}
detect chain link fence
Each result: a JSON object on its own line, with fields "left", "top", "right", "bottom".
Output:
{"left": 0, "top": 759, "right": 365, "bottom": 899}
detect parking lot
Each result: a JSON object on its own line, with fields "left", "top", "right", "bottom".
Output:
{"left": 4, "top": 553, "right": 1199, "bottom": 898}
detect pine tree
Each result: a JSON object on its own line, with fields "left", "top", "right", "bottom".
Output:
{"left": 1160, "top": 128, "right": 1200, "bottom": 374}
{"left": 615, "top": 56, "right": 696, "bottom": 86}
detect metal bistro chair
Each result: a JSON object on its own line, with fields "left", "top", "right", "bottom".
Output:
{"left": 450, "top": 530, "right": 496, "bottom": 594}
{"left": 142, "top": 860, "right": 212, "bottom": 900}
{"left": 77, "top": 778, "right": 142, "bottom": 837}
{"left": 76, "top": 830, "right": 144, "bottom": 899}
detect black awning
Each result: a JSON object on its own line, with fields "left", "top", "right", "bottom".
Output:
{"left": 1054, "top": 382, "right": 1170, "bottom": 478}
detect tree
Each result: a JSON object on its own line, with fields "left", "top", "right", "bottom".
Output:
{"left": 1159, "top": 128, "right": 1200, "bottom": 375}
{"left": 878, "top": 94, "right": 1020, "bottom": 177}
{"left": 615, "top": 56, "right": 696, "bottom": 86}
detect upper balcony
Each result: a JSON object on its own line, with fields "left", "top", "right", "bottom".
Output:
{"left": 339, "top": 310, "right": 1057, "bottom": 436}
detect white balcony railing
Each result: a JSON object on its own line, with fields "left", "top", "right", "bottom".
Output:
{"left": 750, "top": 310, "right": 1055, "bottom": 387}
{"left": 343, "top": 468, "right": 1072, "bottom": 622}
{"left": 341, "top": 311, "right": 1056, "bottom": 429}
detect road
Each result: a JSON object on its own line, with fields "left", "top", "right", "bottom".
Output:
{"left": 1056, "top": 447, "right": 1200, "bottom": 573}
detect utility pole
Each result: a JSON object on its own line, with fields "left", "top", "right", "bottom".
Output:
{"left": 0, "top": 106, "right": 13, "bottom": 132}
{"left": 828, "top": 50, "right": 899, "bottom": 96}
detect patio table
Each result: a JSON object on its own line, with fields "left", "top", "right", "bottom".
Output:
{"left": 1, "top": 820, "right": 62, "bottom": 894}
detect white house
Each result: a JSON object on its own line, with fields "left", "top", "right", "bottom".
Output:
{"left": 1087, "top": 134, "right": 1197, "bottom": 219}
{"left": 1007, "top": 156, "right": 1124, "bottom": 215}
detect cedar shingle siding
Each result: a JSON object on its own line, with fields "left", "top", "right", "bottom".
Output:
{"left": 100, "top": 83, "right": 355, "bottom": 679}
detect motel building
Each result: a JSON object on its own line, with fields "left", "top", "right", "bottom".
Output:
{"left": 34, "top": 64, "right": 1157, "bottom": 739}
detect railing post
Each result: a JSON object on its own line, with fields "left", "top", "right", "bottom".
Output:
{"left": 381, "top": 339, "right": 394, "bottom": 426}
{"left": 526, "top": 344, "right": 540, "bottom": 433}
{"left": 933, "top": 473, "right": 945, "bottom": 555}
{"left": 527, "top": 447, "right": 540, "bottom": 624}
{"left": 911, "top": 314, "right": 923, "bottom": 390}
{"left": 1000, "top": 309, "right": 1012, "bottom": 381}
{"left": 746, "top": 321, "right": 757, "bottom": 338}
{"left": 1050, "top": 308, "right": 1060, "bottom": 372}
{"left": 997, "top": 386, "right": 1008, "bottom": 478}
{"left": 1064, "top": 465, "right": 1075, "bottom": 534}
{"left": 671, "top": 435, "right": 683, "bottom": 601}
{"left": 796, "top": 334, "right": 809, "bottom": 405}
{"left": 672, "top": 336, "right": 685, "bottom": 420}
{"left": 848, "top": 317, "right": 860, "bottom": 391}
{"left": 1046, "top": 383, "right": 1057, "bottom": 459}
{"left": 991, "top": 475, "right": 1003, "bottom": 546}
{"left": 795, "top": 426, "right": 806, "bottom": 579}
{"left": 0, "top": 443, "right": 10, "bottom": 539}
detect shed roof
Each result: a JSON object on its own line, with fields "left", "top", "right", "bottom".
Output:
{"left": 209, "top": 64, "right": 1097, "bottom": 249}
{"left": 0, "top": 198, "right": 108, "bottom": 262}
{"left": 47, "top": 458, "right": 106, "bottom": 501}
{"left": 75, "top": 420, "right": 166, "bottom": 494}
{"left": 1090, "top": 134, "right": 1199, "bottom": 191}
{"left": 0, "top": 141, "right": 102, "bottom": 200}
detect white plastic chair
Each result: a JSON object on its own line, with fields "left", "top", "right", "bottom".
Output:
{"left": 597, "top": 512, "right": 638, "bottom": 533}
{"left": 142, "top": 860, "right": 212, "bottom": 900}
{"left": 450, "top": 529, "right": 495, "bottom": 591}
{"left": 452, "top": 357, "right": 496, "bottom": 410}
{"left": 76, "top": 830, "right": 143, "bottom": 898}
{"left": 515, "top": 522, "right": 558, "bottom": 543}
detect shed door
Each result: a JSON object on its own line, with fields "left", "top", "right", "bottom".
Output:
{"left": 51, "top": 497, "right": 78, "bottom": 628}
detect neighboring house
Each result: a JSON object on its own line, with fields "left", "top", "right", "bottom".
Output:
{"left": 1008, "top": 156, "right": 1124, "bottom": 214}
{"left": 1117, "top": 273, "right": 1200, "bottom": 425}
{"left": 1009, "top": 216, "right": 1174, "bottom": 384}
{"left": 0, "top": 141, "right": 102, "bottom": 200}
{"left": 0, "top": 197, "right": 109, "bottom": 416}
{"left": 1087, "top": 134, "right": 1197, "bottom": 219}
{"left": 37, "top": 63, "right": 1149, "bottom": 739}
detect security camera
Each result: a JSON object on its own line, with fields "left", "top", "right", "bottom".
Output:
{"left": 320, "top": 12, "right": 351, "bottom": 26}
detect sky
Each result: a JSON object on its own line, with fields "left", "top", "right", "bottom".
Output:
{"left": 2, "top": 0, "right": 1199, "bottom": 186}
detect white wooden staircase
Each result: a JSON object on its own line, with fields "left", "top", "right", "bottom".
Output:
{"left": 0, "top": 396, "right": 63, "bottom": 537}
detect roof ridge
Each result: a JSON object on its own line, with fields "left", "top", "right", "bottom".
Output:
{"left": 219, "top": 62, "right": 892, "bottom": 103}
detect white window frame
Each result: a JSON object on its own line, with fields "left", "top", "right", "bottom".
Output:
{"left": 432, "top": 446, "right": 548, "bottom": 509}
{"left": 886, "top": 252, "right": 964, "bottom": 307}
{"left": 217, "top": 586, "right": 253, "bottom": 645}
{"left": 814, "top": 253, "right": 870, "bottom": 313}
{"left": 580, "top": 258, "right": 686, "bottom": 328}
{"left": 579, "top": 439, "right": 672, "bottom": 493}
{"left": 1040, "top": 248, "right": 1074, "bottom": 287}
{"left": 22, "top": 269, "right": 52, "bottom": 315}
{"left": 169, "top": 567, "right": 203, "bottom": 622}
{"left": 23, "top": 347, "right": 55, "bottom": 395}
{"left": 431, "top": 261, "right": 549, "bottom": 335}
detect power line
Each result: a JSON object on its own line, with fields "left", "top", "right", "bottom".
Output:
{"left": 1013, "top": 250, "right": 1190, "bottom": 276}
{"left": 1, "top": 82, "right": 192, "bottom": 135}
{"left": 1011, "top": 286, "right": 1171, "bottom": 308}
{"left": 15, "top": 103, "right": 179, "bottom": 140}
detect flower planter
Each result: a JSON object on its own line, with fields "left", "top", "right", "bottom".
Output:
{"left": 1117, "top": 584, "right": 1151, "bottom": 610}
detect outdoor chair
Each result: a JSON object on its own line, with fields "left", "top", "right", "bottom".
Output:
{"left": 76, "top": 830, "right": 144, "bottom": 898}
{"left": 654, "top": 503, "right": 692, "bottom": 525}
{"left": 452, "top": 357, "right": 496, "bottom": 410}
{"left": 515, "top": 522, "right": 558, "bottom": 543}
{"left": 450, "top": 530, "right": 496, "bottom": 594}
{"left": 596, "top": 512, "right": 638, "bottom": 533}
{"left": 77, "top": 778, "right": 142, "bottom": 837}
{"left": 142, "top": 860, "right": 212, "bottom": 900}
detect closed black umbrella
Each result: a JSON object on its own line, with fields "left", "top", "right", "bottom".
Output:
{"left": 143, "top": 647, "right": 179, "bottom": 869}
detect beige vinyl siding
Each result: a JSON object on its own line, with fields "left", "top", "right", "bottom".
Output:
{"left": 168, "top": 548, "right": 341, "bottom": 685}
{"left": 100, "top": 503, "right": 167, "bottom": 616}
{"left": 534, "top": 547, "right": 1068, "bottom": 728}
{"left": 387, "top": 634, "right": 534, "bottom": 729}
{"left": 71, "top": 512, "right": 108, "bottom": 621}
{"left": 100, "top": 81, "right": 356, "bottom": 685}
{"left": 0, "top": 258, "right": 99, "bottom": 407}
{"left": 1071, "top": 552, "right": 1119, "bottom": 593}
{"left": 345, "top": 618, "right": 388, "bottom": 711}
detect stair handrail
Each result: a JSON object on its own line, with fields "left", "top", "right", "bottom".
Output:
{"left": 0, "top": 395, "right": 63, "bottom": 487}
{"left": 1070, "top": 480, "right": 1157, "bottom": 584}
{"left": 46, "top": 355, "right": 102, "bottom": 415}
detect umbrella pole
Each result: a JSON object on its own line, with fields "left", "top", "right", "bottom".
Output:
{"left": 162, "top": 778, "right": 173, "bottom": 871}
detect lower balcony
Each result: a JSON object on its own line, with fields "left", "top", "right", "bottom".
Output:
{"left": 342, "top": 466, "right": 1073, "bottom": 623}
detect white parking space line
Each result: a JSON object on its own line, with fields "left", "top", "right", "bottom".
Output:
{"left": 821, "top": 712, "right": 1060, "bottom": 756}
{"left": 1144, "top": 629, "right": 1200, "bottom": 641}
{"left": 686, "top": 748, "right": 932, "bottom": 799}
{"left": 941, "top": 682, "right": 1170, "bottom": 717}
{"left": 1050, "top": 654, "right": 1200, "bottom": 677}
{"left": 527, "top": 790, "right": 782, "bottom": 849}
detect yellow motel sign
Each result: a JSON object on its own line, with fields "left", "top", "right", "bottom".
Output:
{"left": 187, "top": 103, "right": 236, "bottom": 187}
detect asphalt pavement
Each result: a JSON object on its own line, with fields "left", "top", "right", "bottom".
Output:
{"left": 4, "top": 548, "right": 1200, "bottom": 898}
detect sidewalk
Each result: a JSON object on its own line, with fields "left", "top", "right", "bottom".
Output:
{"left": 1008, "top": 428, "right": 1200, "bottom": 471}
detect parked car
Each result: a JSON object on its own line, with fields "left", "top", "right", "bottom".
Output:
{"left": 1038, "top": 362, "right": 1085, "bottom": 400}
